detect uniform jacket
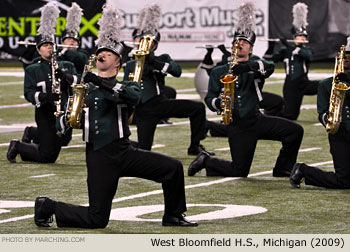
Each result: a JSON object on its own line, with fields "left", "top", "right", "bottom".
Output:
{"left": 317, "top": 76, "right": 350, "bottom": 131}
{"left": 270, "top": 44, "right": 313, "bottom": 80}
{"left": 57, "top": 77, "right": 141, "bottom": 151}
{"left": 205, "top": 54, "right": 275, "bottom": 119}
{"left": 24, "top": 58, "right": 79, "bottom": 114}
{"left": 123, "top": 52, "right": 181, "bottom": 103}
{"left": 58, "top": 48, "right": 89, "bottom": 75}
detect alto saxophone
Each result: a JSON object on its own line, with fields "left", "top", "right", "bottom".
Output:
{"left": 220, "top": 40, "right": 240, "bottom": 125}
{"left": 128, "top": 34, "right": 155, "bottom": 124}
{"left": 66, "top": 55, "right": 99, "bottom": 128}
{"left": 326, "top": 45, "right": 350, "bottom": 134}
{"left": 128, "top": 34, "right": 155, "bottom": 83}
{"left": 51, "top": 42, "right": 63, "bottom": 117}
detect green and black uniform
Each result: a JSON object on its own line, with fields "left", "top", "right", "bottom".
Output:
{"left": 265, "top": 43, "right": 318, "bottom": 120}
{"left": 299, "top": 77, "right": 350, "bottom": 188}
{"left": 204, "top": 54, "right": 304, "bottom": 177}
{"left": 54, "top": 77, "right": 188, "bottom": 228}
{"left": 17, "top": 58, "right": 78, "bottom": 163}
{"left": 124, "top": 52, "right": 207, "bottom": 152}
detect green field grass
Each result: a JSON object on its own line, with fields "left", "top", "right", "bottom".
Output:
{"left": 1, "top": 67, "right": 349, "bottom": 234}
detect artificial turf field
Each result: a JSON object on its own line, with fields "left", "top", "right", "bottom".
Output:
{"left": 0, "top": 66, "right": 349, "bottom": 235}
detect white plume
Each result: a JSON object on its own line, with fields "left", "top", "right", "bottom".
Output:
{"left": 292, "top": 2, "right": 308, "bottom": 29}
{"left": 346, "top": 37, "right": 350, "bottom": 52}
{"left": 37, "top": 2, "right": 60, "bottom": 39}
{"left": 137, "top": 7, "right": 147, "bottom": 30}
{"left": 141, "top": 3, "right": 162, "bottom": 35}
{"left": 66, "top": 2, "right": 83, "bottom": 35}
{"left": 95, "top": 4, "right": 122, "bottom": 48}
{"left": 236, "top": 1, "right": 256, "bottom": 37}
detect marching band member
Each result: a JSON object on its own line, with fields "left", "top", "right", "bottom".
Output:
{"left": 263, "top": 2, "right": 319, "bottom": 120}
{"left": 123, "top": 4, "right": 214, "bottom": 155}
{"left": 201, "top": 45, "right": 284, "bottom": 117}
{"left": 33, "top": 4, "right": 198, "bottom": 228}
{"left": 290, "top": 39, "right": 350, "bottom": 189}
{"left": 21, "top": 2, "right": 88, "bottom": 146}
{"left": 6, "top": 2, "right": 78, "bottom": 163}
{"left": 58, "top": 2, "right": 89, "bottom": 75}
{"left": 188, "top": 2, "right": 303, "bottom": 178}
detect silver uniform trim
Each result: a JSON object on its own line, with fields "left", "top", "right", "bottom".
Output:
{"left": 112, "top": 83, "right": 123, "bottom": 95}
{"left": 161, "top": 62, "right": 170, "bottom": 74}
{"left": 284, "top": 58, "right": 290, "bottom": 75}
{"left": 37, "top": 81, "right": 46, "bottom": 93}
{"left": 212, "top": 97, "right": 219, "bottom": 111}
{"left": 254, "top": 79, "right": 263, "bottom": 102}
{"left": 117, "top": 104, "right": 127, "bottom": 138}
{"left": 59, "top": 115, "right": 65, "bottom": 134}
{"left": 34, "top": 92, "right": 41, "bottom": 107}
{"left": 303, "top": 61, "right": 307, "bottom": 73}
{"left": 292, "top": 47, "right": 301, "bottom": 55}
{"left": 257, "top": 60, "right": 266, "bottom": 75}
{"left": 155, "top": 78, "right": 160, "bottom": 95}
{"left": 199, "top": 62, "right": 215, "bottom": 70}
{"left": 322, "top": 113, "right": 328, "bottom": 127}
{"left": 83, "top": 107, "right": 89, "bottom": 142}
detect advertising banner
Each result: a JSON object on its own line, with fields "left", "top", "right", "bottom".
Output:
{"left": 0, "top": 0, "right": 268, "bottom": 61}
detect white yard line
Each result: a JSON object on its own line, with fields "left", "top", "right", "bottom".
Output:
{"left": 299, "top": 147, "right": 322, "bottom": 152}
{"left": 0, "top": 103, "right": 31, "bottom": 109}
{"left": 0, "top": 160, "right": 333, "bottom": 224}
{"left": 29, "top": 174, "right": 56, "bottom": 178}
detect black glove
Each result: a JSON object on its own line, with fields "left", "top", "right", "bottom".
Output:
{"left": 55, "top": 68, "right": 73, "bottom": 83}
{"left": 153, "top": 59, "right": 171, "bottom": 72}
{"left": 38, "top": 93, "right": 60, "bottom": 102}
{"left": 231, "top": 62, "right": 259, "bottom": 75}
{"left": 202, "top": 47, "right": 214, "bottom": 65}
{"left": 145, "top": 53, "right": 156, "bottom": 66}
{"left": 337, "top": 73, "right": 350, "bottom": 84}
{"left": 217, "top": 44, "right": 231, "bottom": 58}
{"left": 264, "top": 41, "right": 276, "bottom": 56}
{"left": 83, "top": 72, "right": 102, "bottom": 86}
{"left": 20, "top": 46, "right": 36, "bottom": 62}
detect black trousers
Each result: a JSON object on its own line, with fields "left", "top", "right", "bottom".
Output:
{"left": 303, "top": 124, "right": 350, "bottom": 188}
{"left": 54, "top": 138, "right": 187, "bottom": 228}
{"left": 282, "top": 75, "right": 319, "bottom": 120}
{"left": 135, "top": 95, "right": 206, "bottom": 150}
{"left": 260, "top": 91, "right": 284, "bottom": 116}
{"left": 205, "top": 112, "right": 304, "bottom": 177}
{"left": 17, "top": 109, "right": 71, "bottom": 163}
{"left": 24, "top": 126, "right": 71, "bottom": 146}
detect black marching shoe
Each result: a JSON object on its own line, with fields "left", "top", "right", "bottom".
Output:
{"left": 188, "top": 151, "right": 210, "bottom": 176}
{"left": 162, "top": 214, "right": 198, "bottom": 227}
{"left": 7, "top": 140, "right": 19, "bottom": 163}
{"left": 34, "top": 197, "right": 53, "bottom": 227}
{"left": 22, "top": 127, "right": 31, "bottom": 143}
{"left": 272, "top": 169, "right": 291, "bottom": 177}
{"left": 187, "top": 144, "right": 215, "bottom": 156}
{"left": 290, "top": 163, "right": 305, "bottom": 188}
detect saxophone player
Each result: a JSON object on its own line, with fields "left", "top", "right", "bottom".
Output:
{"left": 6, "top": 2, "right": 78, "bottom": 164}
{"left": 123, "top": 4, "right": 214, "bottom": 156}
{"left": 189, "top": 2, "right": 304, "bottom": 178}
{"left": 32, "top": 4, "right": 198, "bottom": 228}
{"left": 290, "top": 39, "right": 350, "bottom": 189}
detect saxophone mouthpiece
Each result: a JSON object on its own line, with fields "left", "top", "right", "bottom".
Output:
{"left": 97, "top": 57, "right": 104, "bottom": 62}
